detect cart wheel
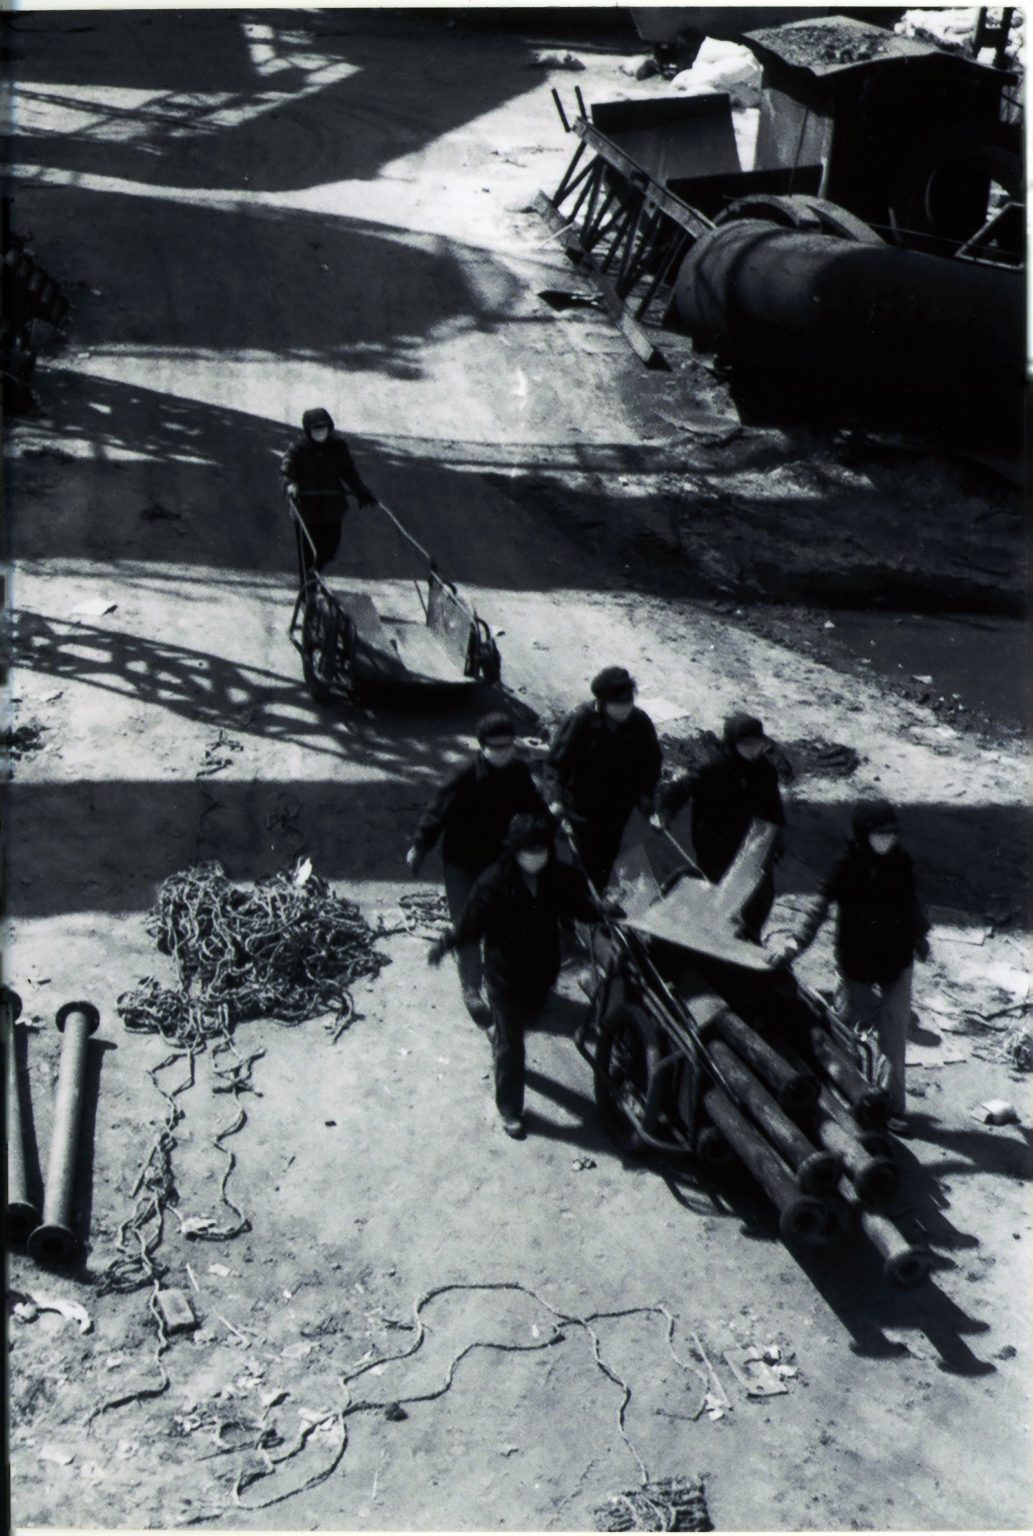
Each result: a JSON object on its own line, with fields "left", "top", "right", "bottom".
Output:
{"left": 301, "top": 588, "right": 340, "bottom": 704}
{"left": 594, "top": 1003, "right": 656, "bottom": 1153}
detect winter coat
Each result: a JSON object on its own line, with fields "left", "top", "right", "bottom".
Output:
{"left": 661, "top": 743, "right": 784, "bottom": 881}
{"left": 449, "top": 855, "right": 599, "bottom": 1004}
{"left": 824, "top": 842, "right": 929, "bottom": 986}
{"left": 412, "top": 754, "right": 547, "bottom": 872}
{"left": 280, "top": 430, "right": 371, "bottom": 505}
{"left": 545, "top": 702, "right": 662, "bottom": 824}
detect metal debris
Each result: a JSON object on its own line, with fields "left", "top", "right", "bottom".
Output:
{"left": 596, "top": 1475, "right": 713, "bottom": 1532}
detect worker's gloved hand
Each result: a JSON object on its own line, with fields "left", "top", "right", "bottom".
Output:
{"left": 649, "top": 810, "right": 670, "bottom": 832}
{"left": 915, "top": 936, "right": 931, "bottom": 963}
{"left": 405, "top": 846, "right": 424, "bottom": 874}
{"left": 426, "top": 933, "right": 453, "bottom": 968}
{"left": 601, "top": 898, "right": 626, "bottom": 920}
{"left": 548, "top": 801, "right": 566, "bottom": 822}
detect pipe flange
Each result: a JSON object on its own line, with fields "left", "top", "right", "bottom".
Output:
{"left": 55, "top": 1001, "right": 101, "bottom": 1035}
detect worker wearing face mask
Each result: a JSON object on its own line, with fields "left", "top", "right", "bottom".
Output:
{"left": 771, "top": 799, "right": 930, "bottom": 1130}
{"left": 407, "top": 713, "right": 547, "bottom": 1024}
{"left": 545, "top": 667, "right": 663, "bottom": 893}
{"left": 281, "top": 407, "right": 377, "bottom": 582}
{"left": 655, "top": 712, "right": 785, "bottom": 935}
{"left": 427, "top": 814, "right": 608, "bottom": 1139}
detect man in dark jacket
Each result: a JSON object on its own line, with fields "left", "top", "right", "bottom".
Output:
{"left": 656, "top": 712, "right": 785, "bottom": 935}
{"left": 428, "top": 813, "right": 606, "bottom": 1138}
{"left": 774, "top": 799, "right": 930, "bottom": 1125}
{"left": 545, "top": 666, "right": 662, "bottom": 893}
{"left": 281, "top": 406, "right": 377, "bottom": 580}
{"left": 407, "top": 713, "right": 546, "bottom": 1023}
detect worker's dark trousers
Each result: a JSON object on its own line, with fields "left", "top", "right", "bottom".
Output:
{"left": 294, "top": 501, "right": 345, "bottom": 579}
{"left": 571, "top": 811, "right": 629, "bottom": 894}
{"left": 443, "top": 861, "right": 485, "bottom": 997}
{"left": 486, "top": 988, "right": 541, "bottom": 1120}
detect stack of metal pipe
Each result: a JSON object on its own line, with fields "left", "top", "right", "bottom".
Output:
{"left": 689, "top": 986, "right": 929, "bottom": 1285}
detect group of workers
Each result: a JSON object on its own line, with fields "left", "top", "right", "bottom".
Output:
{"left": 280, "top": 408, "right": 929, "bottom": 1144}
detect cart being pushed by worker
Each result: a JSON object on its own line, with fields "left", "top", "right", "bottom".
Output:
{"left": 286, "top": 493, "right": 501, "bottom": 702}
{"left": 573, "top": 824, "right": 930, "bottom": 1287}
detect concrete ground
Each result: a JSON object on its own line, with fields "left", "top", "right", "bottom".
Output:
{"left": 5, "top": 10, "right": 1031, "bottom": 1532}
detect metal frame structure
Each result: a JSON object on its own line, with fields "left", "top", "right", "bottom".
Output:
{"left": 534, "top": 93, "right": 714, "bottom": 369}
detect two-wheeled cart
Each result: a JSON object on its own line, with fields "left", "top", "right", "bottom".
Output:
{"left": 571, "top": 825, "right": 930, "bottom": 1285}
{"left": 286, "top": 494, "right": 501, "bottom": 702}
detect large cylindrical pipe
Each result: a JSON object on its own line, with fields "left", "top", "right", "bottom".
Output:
{"left": 703, "top": 1085, "right": 830, "bottom": 1245}
{"left": 707, "top": 1009, "right": 818, "bottom": 1112}
{"left": 28, "top": 1002, "right": 100, "bottom": 1265}
{"left": 708, "top": 1038, "right": 840, "bottom": 1194}
{"left": 808, "top": 1026, "right": 890, "bottom": 1129}
{"left": 815, "top": 1086, "right": 898, "bottom": 1208}
{"left": 4, "top": 988, "right": 37, "bottom": 1244}
{"left": 673, "top": 220, "right": 1025, "bottom": 454}
{"left": 838, "top": 1179, "right": 930, "bottom": 1288}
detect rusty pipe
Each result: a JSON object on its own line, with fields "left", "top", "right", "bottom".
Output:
{"left": 28, "top": 1002, "right": 99, "bottom": 1265}
{"left": 707, "top": 1008, "right": 818, "bottom": 1112}
{"left": 808, "top": 1026, "right": 890, "bottom": 1130}
{"left": 838, "top": 1179, "right": 930, "bottom": 1288}
{"left": 708, "top": 1038, "right": 840, "bottom": 1195}
{"left": 4, "top": 987, "right": 38, "bottom": 1244}
{"left": 703, "top": 1085, "right": 831, "bottom": 1245}
{"left": 815, "top": 1085, "right": 898, "bottom": 1208}
{"left": 673, "top": 219, "right": 1025, "bottom": 455}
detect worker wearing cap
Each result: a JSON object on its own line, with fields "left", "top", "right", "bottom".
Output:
{"left": 773, "top": 799, "right": 930, "bottom": 1128}
{"left": 281, "top": 407, "right": 377, "bottom": 581}
{"left": 428, "top": 813, "right": 608, "bottom": 1139}
{"left": 545, "top": 667, "right": 663, "bottom": 892}
{"left": 407, "top": 713, "right": 547, "bottom": 1024}
{"left": 655, "top": 712, "right": 785, "bottom": 935}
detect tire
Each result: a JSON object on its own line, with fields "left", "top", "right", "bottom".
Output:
{"left": 593, "top": 1003, "right": 656, "bottom": 1153}
{"left": 301, "top": 589, "right": 339, "bottom": 704}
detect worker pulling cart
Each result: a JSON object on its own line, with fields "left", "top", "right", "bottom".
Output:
{"left": 280, "top": 408, "right": 500, "bottom": 702}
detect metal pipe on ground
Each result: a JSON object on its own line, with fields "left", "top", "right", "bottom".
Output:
{"left": 708, "top": 1008, "right": 819, "bottom": 1112}
{"left": 838, "top": 1178, "right": 931, "bottom": 1288}
{"left": 815, "top": 1085, "right": 898, "bottom": 1208}
{"left": 672, "top": 220, "right": 1025, "bottom": 456}
{"left": 702, "top": 1085, "right": 831, "bottom": 1245}
{"left": 28, "top": 1002, "right": 100, "bottom": 1266}
{"left": 707, "top": 1038, "right": 840, "bottom": 1195}
{"left": 808, "top": 1026, "right": 890, "bottom": 1129}
{"left": 4, "top": 987, "right": 38, "bottom": 1245}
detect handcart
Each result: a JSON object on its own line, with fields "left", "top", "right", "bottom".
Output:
{"left": 287, "top": 494, "right": 501, "bottom": 702}
{"left": 571, "top": 824, "right": 930, "bottom": 1285}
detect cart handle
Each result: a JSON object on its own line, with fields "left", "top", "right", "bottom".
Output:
{"left": 376, "top": 500, "right": 434, "bottom": 567}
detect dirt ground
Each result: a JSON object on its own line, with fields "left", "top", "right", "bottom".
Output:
{"left": 4, "top": 9, "right": 1031, "bottom": 1533}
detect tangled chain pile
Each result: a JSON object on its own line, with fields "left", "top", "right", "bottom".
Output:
{"left": 397, "top": 889, "right": 450, "bottom": 938}
{"left": 95, "top": 862, "right": 394, "bottom": 1420}
{"left": 596, "top": 1478, "right": 713, "bottom": 1532}
{"left": 118, "top": 860, "right": 394, "bottom": 1045}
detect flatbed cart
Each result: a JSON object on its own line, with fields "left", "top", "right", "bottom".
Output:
{"left": 286, "top": 493, "right": 501, "bottom": 702}
{"left": 570, "top": 825, "right": 931, "bottom": 1285}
